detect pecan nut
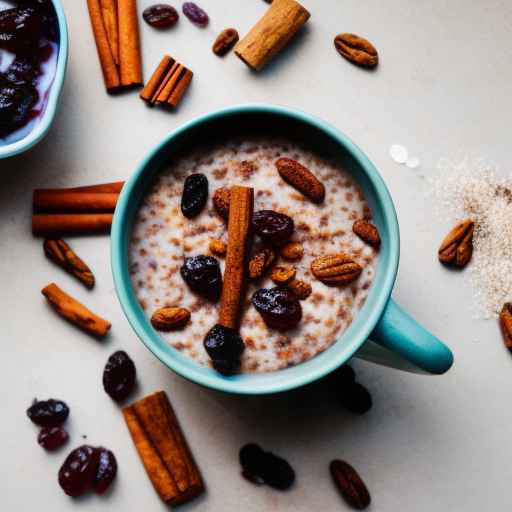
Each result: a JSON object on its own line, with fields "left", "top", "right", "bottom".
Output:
{"left": 212, "top": 28, "right": 239, "bottom": 56}
{"left": 311, "top": 254, "right": 362, "bottom": 285}
{"left": 334, "top": 33, "right": 378, "bottom": 69}
{"left": 248, "top": 247, "right": 276, "bottom": 280}
{"left": 330, "top": 459, "right": 371, "bottom": 510}
{"left": 212, "top": 187, "right": 230, "bottom": 220}
{"left": 275, "top": 158, "right": 325, "bottom": 203}
{"left": 287, "top": 279, "right": 312, "bottom": 300}
{"left": 270, "top": 265, "right": 296, "bottom": 285}
{"left": 209, "top": 238, "right": 227, "bottom": 256}
{"left": 500, "top": 303, "right": 512, "bottom": 351}
{"left": 151, "top": 307, "right": 191, "bottom": 331}
{"left": 438, "top": 220, "right": 474, "bottom": 268}
{"left": 280, "top": 241, "right": 304, "bottom": 261}
{"left": 352, "top": 220, "right": 380, "bottom": 249}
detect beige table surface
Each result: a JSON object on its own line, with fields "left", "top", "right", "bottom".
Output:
{"left": 2, "top": 0, "right": 512, "bottom": 510}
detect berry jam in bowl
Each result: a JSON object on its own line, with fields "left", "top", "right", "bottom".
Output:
{"left": 0, "top": 0, "right": 68, "bottom": 159}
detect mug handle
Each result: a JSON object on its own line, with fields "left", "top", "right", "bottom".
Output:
{"left": 365, "top": 299, "right": 454, "bottom": 374}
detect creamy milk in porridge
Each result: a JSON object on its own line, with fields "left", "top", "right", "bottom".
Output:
{"left": 129, "top": 138, "right": 379, "bottom": 373}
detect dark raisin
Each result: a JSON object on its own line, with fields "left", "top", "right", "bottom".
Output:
{"left": 0, "top": 6, "right": 42, "bottom": 52}
{"left": 182, "top": 2, "right": 208, "bottom": 26}
{"left": 0, "top": 82, "right": 38, "bottom": 137}
{"left": 38, "top": 426, "right": 69, "bottom": 451}
{"left": 27, "top": 399, "right": 69, "bottom": 427}
{"left": 142, "top": 4, "right": 179, "bottom": 28}
{"left": 93, "top": 448, "right": 117, "bottom": 494}
{"left": 252, "top": 210, "right": 294, "bottom": 246}
{"left": 181, "top": 173, "right": 208, "bottom": 218}
{"left": 204, "top": 324, "right": 245, "bottom": 375}
{"left": 252, "top": 287, "right": 302, "bottom": 331}
{"left": 180, "top": 255, "right": 222, "bottom": 300}
{"left": 102, "top": 351, "right": 137, "bottom": 402}
{"left": 58, "top": 445, "right": 100, "bottom": 497}
{"left": 340, "top": 382, "right": 372, "bottom": 415}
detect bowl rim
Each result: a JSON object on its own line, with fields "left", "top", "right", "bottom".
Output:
{"left": 111, "top": 104, "right": 400, "bottom": 395}
{"left": 0, "top": 0, "right": 68, "bottom": 159}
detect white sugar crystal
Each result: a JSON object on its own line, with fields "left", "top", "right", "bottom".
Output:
{"left": 406, "top": 156, "right": 420, "bottom": 169}
{"left": 429, "top": 157, "right": 512, "bottom": 318}
{"left": 389, "top": 144, "right": 408, "bottom": 164}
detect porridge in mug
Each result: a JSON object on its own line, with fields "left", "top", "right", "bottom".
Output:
{"left": 129, "top": 138, "right": 380, "bottom": 373}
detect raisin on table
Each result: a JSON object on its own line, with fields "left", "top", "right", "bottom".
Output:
{"left": 182, "top": 2, "right": 208, "bottom": 26}
{"left": 142, "top": 4, "right": 179, "bottom": 28}
{"left": 27, "top": 399, "right": 69, "bottom": 427}
{"left": 102, "top": 351, "right": 137, "bottom": 402}
{"left": 93, "top": 447, "right": 118, "bottom": 494}
{"left": 58, "top": 445, "right": 100, "bottom": 497}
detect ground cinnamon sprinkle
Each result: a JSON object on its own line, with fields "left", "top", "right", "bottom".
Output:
{"left": 430, "top": 158, "right": 512, "bottom": 318}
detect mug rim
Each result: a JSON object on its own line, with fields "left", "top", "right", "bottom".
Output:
{"left": 111, "top": 104, "right": 400, "bottom": 395}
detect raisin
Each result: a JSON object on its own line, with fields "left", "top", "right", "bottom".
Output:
{"left": 0, "top": 82, "right": 38, "bottom": 137}
{"left": 142, "top": 4, "right": 179, "bottom": 28}
{"left": 252, "top": 210, "right": 294, "bottom": 246}
{"left": 93, "top": 448, "right": 117, "bottom": 494}
{"left": 182, "top": 2, "right": 208, "bottom": 26}
{"left": 204, "top": 324, "right": 245, "bottom": 375}
{"left": 58, "top": 445, "right": 99, "bottom": 497}
{"left": 252, "top": 287, "right": 302, "bottom": 331}
{"left": 27, "top": 399, "right": 69, "bottom": 427}
{"left": 180, "top": 255, "right": 222, "bottom": 300}
{"left": 181, "top": 173, "right": 208, "bottom": 218}
{"left": 340, "top": 382, "right": 372, "bottom": 415}
{"left": 38, "top": 426, "right": 69, "bottom": 451}
{"left": 0, "top": 6, "right": 42, "bottom": 51}
{"left": 239, "top": 443, "right": 295, "bottom": 490}
{"left": 102, "top": 351, "right": 137, "bottom": 402}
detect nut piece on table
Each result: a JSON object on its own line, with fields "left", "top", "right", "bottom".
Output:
{"left": 330, "top": 459, "right": 371, "bottom": 510}
{"left": 280, "top": 241, "right": 304, "bottom": 261}
{"left": 311, "top": 254, "right": 362, "bottom": 286}
{"left": 352, "top": 220, "right": 380, "bottom": 249}
{"left": 334, "top": 33, "right": 379, "bottom": 69}
{"left": 270, "top": 265, "right": 296, "bottom": 285}
{"left": 151, "top": 307, "right": 191, "bottom": 331}
{"left": 438, "top": 219, "right": 474, "bottom": 268}
{"left": 249, "top": 247, "right": 276, "bottom": 280}
{"left": 212, "top": 28, "right": 239, "bottom": 56}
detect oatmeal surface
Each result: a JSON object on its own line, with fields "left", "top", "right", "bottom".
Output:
{"left": 129, "top": 138, "right": 379, "bottom": 372}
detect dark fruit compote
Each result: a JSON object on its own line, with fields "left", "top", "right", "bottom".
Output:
{"left": 0, "top": 0, "right": 58, "bottom": 142}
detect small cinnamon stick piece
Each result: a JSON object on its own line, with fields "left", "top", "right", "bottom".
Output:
{"left": 32, "top": 214, "right": 113, "bottom": 237}
{"left": 235, "top": 0, "right": 310, "bottom": 71}
{"left": 44, "top": 239, "right": 95, "bottom": 289}
{"left": 219, "top": 186, "right": 254, "bottom": 329}
{"left": 118, "top": 0, "right": 143, "bottom": 87}
{"left": 140, "top": 55, "right": 174, "bottom": 103}
{"left": 33, "top": 191, "right": 119, "bottom": 213}
{"left": 123, "top": 391, "right": 204, "bottom": 506}
{"left": 42, "top": 283, "right": 111, "bottom": 338}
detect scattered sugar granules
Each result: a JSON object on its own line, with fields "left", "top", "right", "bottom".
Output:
{"left": 429, "top": 157, "right": 512, "bottom": 318}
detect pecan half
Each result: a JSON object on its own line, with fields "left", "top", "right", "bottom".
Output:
{"left": 248, "top": 247, "right": 276, "bottom": 280}
{"left": 311, "top": 254, "right": 362, "bottom": 285}
{"left": 212, "top": 28, "right": 239, "bottom": 56}
{"left": 334, "top": 33, "right": 378, "bottom": 69}
{"left": 213, "top": 187, "right": 230, "bottom": 220}
{"left": 151, "top": 307, "right": 190, "bottom": 331}
{"left": 280, "top": 241, "right": 304, "bottom": 261}
{"left": 330, "top": 459, "right": 371, "bottom": 510}
{"left": 500, "top": 303, "right": 512, "bottom": 351}
{"left": 352, "top": 220, "right": 380, "bottom": 249}
{"left": 288, "top": 279, "right": 312, "bottom": 300}
{"left": 209, "top": 238, "right": 227, "bottom": 256}
{"left": 275, "top": 158, "right": 325, "bottom": 203}
{"left": 270, "top": 265, "right": 296, "bottom": 285}
{"left": 438, "top": 220, "right": 474, "bottom": 268}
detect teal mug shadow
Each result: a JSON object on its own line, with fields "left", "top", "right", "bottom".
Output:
{"left": 0, "top": 0, "right": 68, "bottom": 159}
{"left": 111, "top": 104, "right": 453, "bottom": 395}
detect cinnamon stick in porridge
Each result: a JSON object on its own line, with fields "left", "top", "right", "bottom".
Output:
{"left": 33, "top": 191, "right": 119, "bottom": 213}
{"left": 32, "top": 214, "right": 113, "bottom": 236}
{"left": 219, "top": 186, "right": 254, "bottom": 329}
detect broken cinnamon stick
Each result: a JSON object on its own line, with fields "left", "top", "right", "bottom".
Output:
{"left": 118, "top": 0, "right": 143, "bottom": 87}
{"left": 219, "top": 186, "right": 254, "bottom": 329}
{"left": 140, "top": 55, "right": 174, "bottom": 103}
{"left": 123, "top": 391, "right": 204, "bottom": 506}
{"left": 33, "top": 191, "right": 119, "bottom": 213}
{"left": 42, "top": 283, "right": 111, "bottom": 338}
{"left": 32, "top": 214, "right": 113, "bottom": 237}
{"left": 235, "top": 0, "right": 310, "bottom": 71}
{"left": 44, "top": 239, "right": 95, "bottom": 289}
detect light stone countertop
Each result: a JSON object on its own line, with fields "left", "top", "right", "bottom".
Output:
{"left": 2, "top": 0, "right": 512, "bottom": 510}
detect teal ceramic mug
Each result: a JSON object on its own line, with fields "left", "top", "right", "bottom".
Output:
{"left": 111, "top": 105, "right": 453, "bottom": 395}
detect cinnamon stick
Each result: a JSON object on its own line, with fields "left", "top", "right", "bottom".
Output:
{"left": 44, "top": 239, "right": 95, "bottom": 289}
{"left": 140, "top": 55, "right": 174, "bottom": 103}
{"left": 32, "top": 214, "right": 113, "bottom": 236}
{"left": 33, "top": 191, "right": 119, "bottom": 213}
{"left": 219, "top": 186, "right": 254, "bottom": 329}
{"left": 235, "top": 0, "right": 310, "bottom": 71}
{"left": 86, "top": 0, "right": 121, "bottom": 91}
{"left": 123, "top": 391, "right": 204, "bottom": 506}
{"left": 168, "top": 69, "right": 193, "bottom": 108}
{"left": 118, "top": 0, "right": 143, "bottom": 87}
{"left": 42, "top": 283, "right": 111, "bottom": 338}
{"left": 35, "top": 181, "right": 125, "bottom": 194}
{"left": 100, "top": 0, "right": 119, "bottom": 65}
{"left": 156, "top": 65, "right": 185, "bottom": 104}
